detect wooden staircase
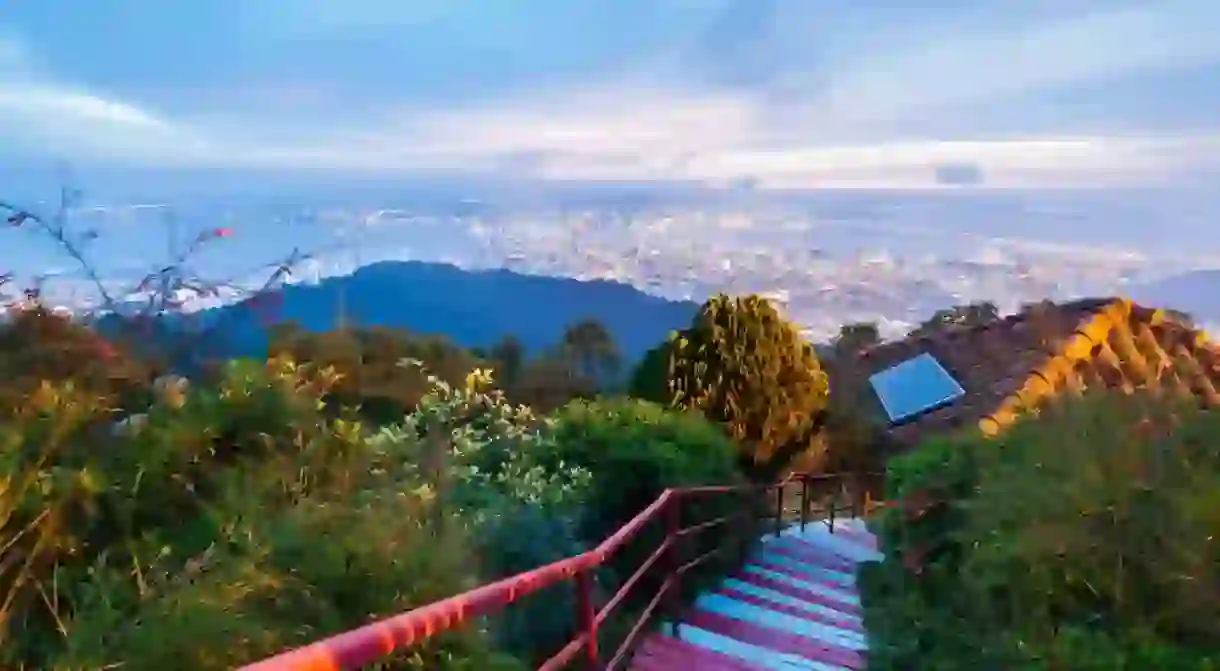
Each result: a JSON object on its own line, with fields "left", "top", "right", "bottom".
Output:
{"left": 630, "top": 519, "right": 881, "bottom": 670}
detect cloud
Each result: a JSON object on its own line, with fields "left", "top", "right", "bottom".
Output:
{"left": 811, "top": 1, "right": 1220, "bottom": 125}
{"left": 0, "top": 35, "right": 211, "bottom": 163}
{"left": 2, "top": 1, "right": 1219, "bottom": 188}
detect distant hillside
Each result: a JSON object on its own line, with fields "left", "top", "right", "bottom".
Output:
{"left": 185, "top": 261, "right": 700, "bottom": 362}
{"left": 1127, "top": 270, "right": 1220, "bottom": 324}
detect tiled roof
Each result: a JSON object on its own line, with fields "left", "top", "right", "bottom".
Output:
{"left": 844, "top": 297, "right": 1220, "bottom": 448}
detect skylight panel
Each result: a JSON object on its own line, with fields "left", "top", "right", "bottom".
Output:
{"left": 868, "top": 352, "right": 966, "bottom": 425}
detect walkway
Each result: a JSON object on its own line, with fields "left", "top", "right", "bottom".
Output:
{"left": 630, "top": 519, "right": 882, "bottom": 670}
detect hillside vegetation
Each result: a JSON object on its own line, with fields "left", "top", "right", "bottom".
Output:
{"left": 860, "top": 393, "right": 1220, "bottom": 669}
{"left": 0, "top": 284, "right": 824, "bottom": 669}
{"left": 4, "top": 197, "right": 1216, "bottom": 668}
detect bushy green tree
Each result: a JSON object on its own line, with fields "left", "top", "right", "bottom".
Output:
{"left": 667, "top": 294, "right": 829, "bottom": 474}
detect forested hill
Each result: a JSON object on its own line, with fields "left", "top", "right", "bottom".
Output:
{"left": 192, "top": 260, "right": 700, "bottom": 361}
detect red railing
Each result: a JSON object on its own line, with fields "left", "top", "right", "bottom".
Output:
{"left": 240, "top": 471, "right": 885, "bottom": 671}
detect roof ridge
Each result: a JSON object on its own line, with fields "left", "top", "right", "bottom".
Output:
{"left": 856, "top": 296, "right": 1122, "bottom": 358}
{"left": 978, "top": 297, "right": 1129, "bottom": 437}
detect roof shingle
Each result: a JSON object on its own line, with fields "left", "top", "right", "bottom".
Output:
{"left": 843, "top": 297, "right": 1220, "bottom": 448}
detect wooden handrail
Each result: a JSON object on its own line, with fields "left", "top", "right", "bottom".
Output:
{"left": 239, "top": 470, "right": 885, "bottom": 671}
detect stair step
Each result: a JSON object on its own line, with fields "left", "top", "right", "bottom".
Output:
{"left": 671, "top": 625, "right": 850, "bottom": 671}
{"left": 631, "top": 524, "right": 878, "bottom": 670}
{"left": 630, "top": 633, "right": 769, "bottom": 670}
{"left": 683, "top": 610, "right": 867, "bottom": 669}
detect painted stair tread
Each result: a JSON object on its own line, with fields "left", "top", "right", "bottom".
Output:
{"left": 764, "top": 530, "right": 883, "bottom": 564}
{"left": 753, "top": 549, "right": 859, "bottom": 588}
{"left": 733, "top": 567, "right": 863, "bottom": 620}
{"left": 694, "top": 593, "right": 868, "bottom": 652}
{"left": 775, "top": 527, "right": 881, "bottom": 560}
{"left": 761, "top": 536, "right": 868, "bottom": 568}
{"left": 682, "top": 610, "right": 867, "bottom": 669}
{"left": 715, "top": 584, "right": 865, "bottom": 634}
{"left": 661, "top": 625, "right": 851, "bottom": 671}
{"left": 745, "top": 557, "right": 863, "bottom": 606}
{"left": 629, "top": 633, "right": 769, "bottom": 670}
{"left": 645, "top": 523, "right": 877, "bottom": 670}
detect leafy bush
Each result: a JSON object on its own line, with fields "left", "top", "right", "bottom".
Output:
{"left": 54, "top": 484, "right": 521, "bottom": 671}
{"left": 368, "top": 364, "right": 593, "bottom": 664}
{"left": 861, "top": 392, "right": 1220, "bottom": 670}
{"left": 548, "top": 399, "right": 762, "bottom": 614}
{"left": 0, "top": 305, "right": 160, "bottom": 414}
{"left": 0, "top": 354, "right": 521, "bottom": 669}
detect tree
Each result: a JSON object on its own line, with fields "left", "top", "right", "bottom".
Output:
{"left": 909, "top": 301, "right": 999, "bottom": 337}
{"left": 668, "top": 294, "right": 829, "bottom": 472}
{"left": 268, "top": 323, "right": 485, "bottom": 421}
{"left": 509, "top": 356, "right": 598, "bottom": 413}
{"left": 834, "top": 321, "right": 881, "bottom": 355}
{"left": 488, "top": 335, "right": 526, "bottom": 390}
{"left": 627, "top": 338, "right": 676, "bottom": 405}
{"left": 558, "top": 318, "right": 621, "bottom": 388}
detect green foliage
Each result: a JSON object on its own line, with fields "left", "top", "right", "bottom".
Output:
{"left": 368, "top": 363, "right": 592, "bottom": 521}
{"left": 627, "top": 337, "right": 676, "bottom": 405}
{"left": 548, "top": 399, "right": 761, "bottom": 609}
{"left": 667, "top": 294, "right": 829, "bottom": 473}
{"left": 268, "top": 321, "right": 486, "bottom": 420}
{"left": 861, "top": 393, "right": 1220, "bottom": 670}
{"left": 0, "top": 305, "right": 160, "bottom": 414}
{"left": 369, "top": 364, "right": 593, "bottom": 664}
{"left": 0, "top": 354, "right": 522, "bottom": 669}
{"left": 558, "top": 318, "right": 622, "bottom": 389}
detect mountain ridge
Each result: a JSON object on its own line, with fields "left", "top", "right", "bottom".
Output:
{"left": 183, "top": 260, "right": 700, "bottom": 362}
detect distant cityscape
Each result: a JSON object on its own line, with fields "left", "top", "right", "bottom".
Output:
{"left": 12, "top": 187, "right": 1220, "bottom": 343}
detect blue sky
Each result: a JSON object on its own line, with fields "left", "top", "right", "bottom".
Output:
{"left": 2, "top": 0, "right": 1220, "bottom": 190}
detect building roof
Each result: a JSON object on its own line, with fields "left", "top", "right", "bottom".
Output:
{"left": 846, "top": 297, "right": 1220, "bottom": 448}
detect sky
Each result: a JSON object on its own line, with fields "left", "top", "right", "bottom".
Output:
{"left": 2, "top": 0, "right": 1220, "bottom": 190}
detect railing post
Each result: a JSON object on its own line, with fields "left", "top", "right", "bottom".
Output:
{"left": 575, "top": 569, "right": 599, "bottom": 669}
{"left": 773, "top": 482, "right": 784, "bottom": 537}
{"left": 664, "top": 496, "right": 683, "bottom": 639}
{"left": 799, "top": 474, "right": 810, "bottom": 532}
{"left": 828, "top": 483, "right": 836, "bottom": 534}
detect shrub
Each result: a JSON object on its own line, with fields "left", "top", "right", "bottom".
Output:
{"left": 53, "top": 484, "right": 521, "bottom": 671}
{"left": 0, "top": 304, "right": 160, "bottom": 414}
{"left": 368, "top": 364, "right": 592, "bottom": 664}
{"left": 861, "top": 392, "right": 1220, "bottom": 670}
{"left": 547, "top": 399, "right": 762, "bottom": 615}
{"left": 0, "top": 354, "right": 521, "bottom": 669}
{"left": 666, "top": 294, "right": 829, "bottom": 476}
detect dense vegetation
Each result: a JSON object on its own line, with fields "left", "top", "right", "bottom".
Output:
{"left": 0, "top": 279, "right": 818, "bottom": 669}
{"left": 6, "top": 193, "right": 1216, "bottom": 668}
{"left": 860, "top": 392, "right": 1220, "bottom": 670}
